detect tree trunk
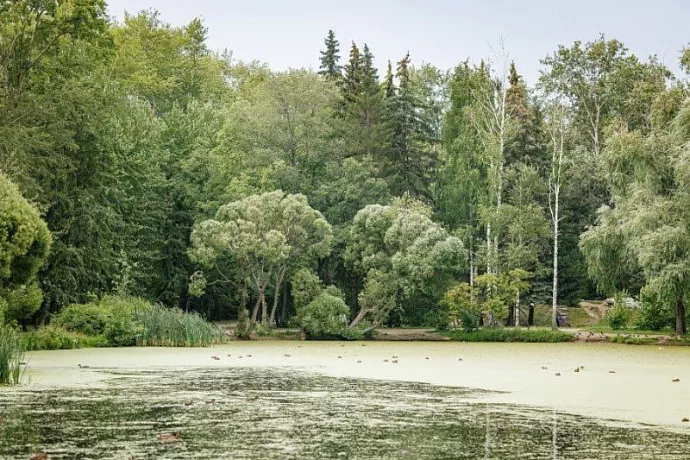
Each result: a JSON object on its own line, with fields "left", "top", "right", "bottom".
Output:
{"left": 350, "top": 309, "right": 368, "bottom": 328}
{"left": 251, "top": 295, "right": 261, "bottom": 325}
{"left": 515, "top": 289, "right": 520, "bottom": 327}
{"left": 261, "top": 291, "right": 268, "bottom": 324}
{"left": 676, "top": 298, "right": 687, "bottom": 336}
{"left": 528, "top": 304, "right": 535, "bottom": 326}
{"left": 269, "top": 271, "right": 285, "bottom": 327}
{"left": 552, "top": 220, "right": 558, "bottom": 330}
{"left": 280, "top": 281, "right": 289, "bottom": 326}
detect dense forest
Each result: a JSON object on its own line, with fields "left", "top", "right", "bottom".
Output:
{"left": 2, "top": 0, "right": 690, "bottom": 336}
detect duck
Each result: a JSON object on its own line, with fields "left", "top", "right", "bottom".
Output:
{"left": 425, "top": 357, "right": 430, "bottom": 360}
{"left": 392, "top": 360, "right": 398, "bottom": 364}
{"left": 541, "top": 366, "right": 548, "bottom": 370}
{"left": 337, "top": 356, "right": 342, "bottom": 359}
{"left": 672, "top": 378, "right": 680, "bottom": 383}
{"left": 205, "top": 399, "right": 216, "bottom": 405}
{"left": 357, "top": 360, "right": 362, "bottom": 364}
{"left": 383, "top": 359, "right": 389, "bottom": 363}
{"left": 246, "top": 354, "right": 252, "bottom": 358}
{"left": 608, "top": 370, "right": 616, "bottom": 374}
{"left": 284, "top": 354, "right": 291, "bottom": 358}
{"left": 392, "top": 355, "right": 399, "bottom": 359}
{"left": 574, "top": 367, "right": 580, "bottom": 373}
{"left": 157, "top": 432, "right": 182, "bottom": 442}
{"left": 77, "top": 364, "right": 90, "bottom": 369}
{"left": 458, "top": 358, "right": 463, "bottom": 361}
{"left": 683, "top": 418, "right": 689, "bottom": 423}
{"left": 211, "top": 356, "right": 220, "bottom": 360}
{"left": 554, "top": 372, "right": 561, "bottom": 377}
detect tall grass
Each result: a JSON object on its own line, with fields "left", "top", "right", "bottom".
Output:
{"left": 0, "top": 324, "right": 24, "bottom": 385}
{"left": 135, "top": 303, "right": 225, "bottom": 347}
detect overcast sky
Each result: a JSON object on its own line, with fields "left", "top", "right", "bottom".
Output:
{"left": 106, "top": 0, "right": 689, "bottom": 83}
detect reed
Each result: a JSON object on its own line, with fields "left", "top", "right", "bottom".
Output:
{"left": 0, "top": 324, "right": 24, "bottom": 385}
{"left": 135, "top": 303, "right": 225, "bottom": 347}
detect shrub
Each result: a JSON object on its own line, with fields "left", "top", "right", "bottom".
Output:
{"left": 105, "top": 307, "right": 140, "bottom": 347}
{"left": 0, "top": 324, "right": 23, "bottom": 385}
{"left": 301, "top": 292, "right": 350, "bottom": 339}
{"left": 22, "top": 326, "right": 108, "bottom": 351}
{"left": 441, "top": 283, "right": 481, "bottom": 332}
{"left": 607, "top": 291, "right": 633, "bottom": 330}
{"left": 423, "top": 307, "right": 451, "bottom": 331}
{"left": 57, "top": 303, "right": 110, "bottom": 336}
{"left": 636, "top": 286, "right": 673, "bottom": 331}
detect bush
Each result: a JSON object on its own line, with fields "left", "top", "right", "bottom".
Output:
{"left": 441, "top": 283, "right": 481, "bottom": 332}
{"left": 607, "top": 291, "right": 633, "bottom": 330}
{"left": 22, "top": 326, "right": 108, "bottom": 351}
{"left": 0, "top": 324, "right": 23, "bottom": 385}
{"left": 105, "top": 307, "right": 141, "bottom": 347}
{"left": 423, "top": 308, "right": 451, "bottom": 331}
{"left": 301, "top": 293, "right": 350, "bottom": 339}
{"left": 57, "top": 303, "right": 110, "bottom": 336}
{"left": 636, "top": 286, "right": 673, "bottom": 331}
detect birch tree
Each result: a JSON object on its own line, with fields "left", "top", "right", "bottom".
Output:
{"left": 467, "top": 41, "right": 515, "bottom": 276}
{"left": 544, "top": 102, "right": 570, "bottom": 329}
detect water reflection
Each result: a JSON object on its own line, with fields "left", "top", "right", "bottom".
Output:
{"left": 0, "top": 367, "right": 688, "bottom": 459}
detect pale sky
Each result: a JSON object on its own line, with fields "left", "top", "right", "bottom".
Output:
{"left": 106, "top": 0, "right": 689, "bottom": 83}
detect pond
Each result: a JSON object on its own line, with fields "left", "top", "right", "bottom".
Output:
{"left": 1, "top": 342, "right": 689, "bottom": 459}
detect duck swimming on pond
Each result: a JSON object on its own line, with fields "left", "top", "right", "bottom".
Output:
{"left": 157, "top": 432, "right": 182, "bottom": 442}
{"left": 77, "top": 364, "right": 90, "bottom": 369}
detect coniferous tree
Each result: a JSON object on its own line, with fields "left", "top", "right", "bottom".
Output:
{"left": 343, "top": 44, "right": 386, "bottom": 157}
{"left": 318, "top": 30, "right": 342, "bottom": 81}
{"left": 382, "top": 52, "right": 437, "bottom": 200}
{"left": 342, "top": 42, "right": 363, "bottom": 106}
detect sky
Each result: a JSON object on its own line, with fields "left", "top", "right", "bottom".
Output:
{"left": 106, "top": 0, "right": 689, "bottom": 84}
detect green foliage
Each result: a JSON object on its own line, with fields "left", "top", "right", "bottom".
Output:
{"left": 607, "top": 292, "right": 633, "bottom": 330}
{"left": 442, "top": 283, "right": 481, "bottom": 332}
{"left": 137, "top": 304, "right": 225, "bottom": 347}
{"left": 291, "top": 269, "right": 324, "bottom": 311}
{"left": 234, "top": 306, "right": 252, "bottom": 340}
{"left": 56, "top": 303, "right": 109, "bottom": 336}
{"left": 301, "top": 292, "right": 354, "bottom": 339}
{"left": 636, "top": 286, "right": 673, "bottom": 331}
{"left": 0, "top": 324, "right": 24, "bottom": 385}
{"left": 0, "top": 174, "right": 51, "bottom": 323}
{"left": 442, "top": 328, "right": 573, "bottom": 343}
{"left": 22, "top": 326, "right": 107, "bottom": 351}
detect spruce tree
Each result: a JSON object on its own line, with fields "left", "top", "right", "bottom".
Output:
{"left": 342, "top": 42, "right": 363, "bottom": 106}
{"left": 318, "top": 29, "right": 341, "bottom": 81}
{"left": 381, "top": 52, "right": 436, "bottom": 199}
{"left": 505, "top": 62, "right": 547, "bottom": 171}
{"left": 343, "top": 43, "right": 385, "bottom": 157}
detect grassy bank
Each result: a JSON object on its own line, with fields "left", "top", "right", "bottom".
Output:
{"left": 442, "top": 328, "right": 574, "bottom": 343}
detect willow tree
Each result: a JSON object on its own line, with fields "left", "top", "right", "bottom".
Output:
{"left": 581, "top": 102, "right": 690, "bottom": 335}
{"left": 189, "top": 191, "right": 332, "bottom": 325}
{"left": 345, "top": 198, "right": 465, "bottom": 329}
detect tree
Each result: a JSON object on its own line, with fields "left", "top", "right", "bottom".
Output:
{"left": 382, "top": 52, "right": 438, "bottom": 200}
{"left": 189, "top": 191, "right": 333, "bottom": 326}
{"left": 346, "top": 198, "right": 465, "bottom": 328}
{"left": 581, "top": 105, "right": 690, "bottom": 335}
{"left": 0, "top": 174, "right": 51, "bottom": 323}
{"left": 544, "top": 101, "right": 570, "bottom": 329}
{"left": 318, "top": 30, "right": 341, "bottom": 81}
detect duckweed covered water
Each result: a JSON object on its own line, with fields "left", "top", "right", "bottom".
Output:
{"left": 1, "top": 366, "right": 689, "bottom": 459}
